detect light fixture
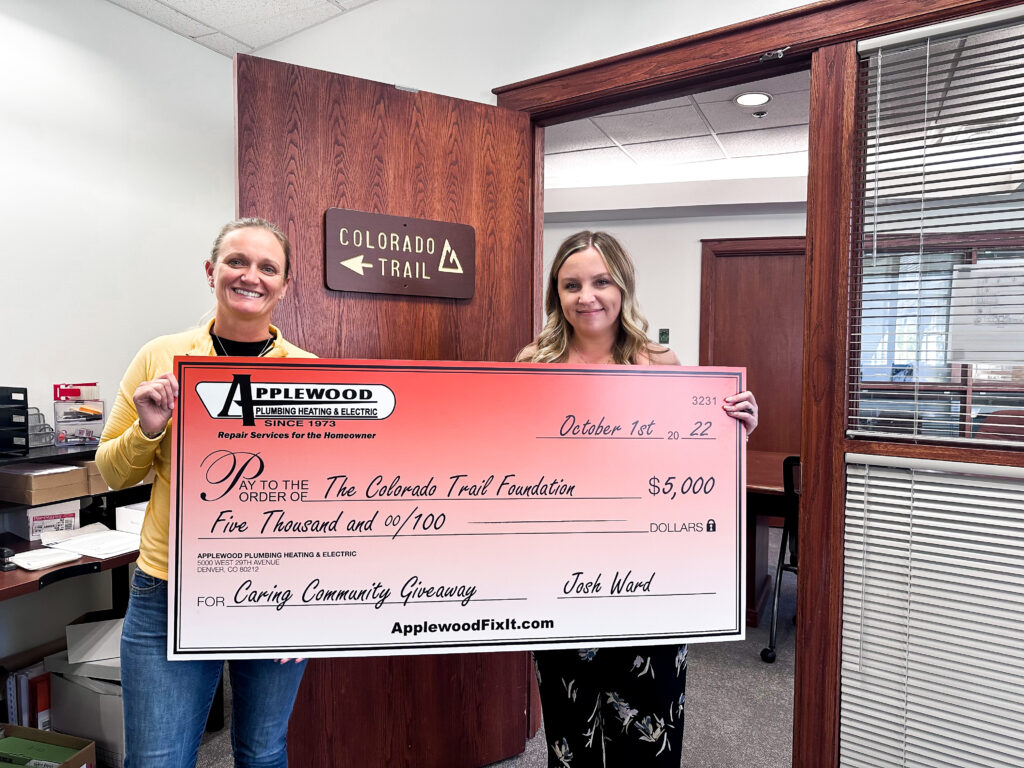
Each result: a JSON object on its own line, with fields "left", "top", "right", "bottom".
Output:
{"left": 735, "top": 92, "right": 771, "bottom": 107}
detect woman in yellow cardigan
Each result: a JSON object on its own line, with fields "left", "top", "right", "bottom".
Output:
{"left": 97, "top": 218, "right": 314, "bottom": 768}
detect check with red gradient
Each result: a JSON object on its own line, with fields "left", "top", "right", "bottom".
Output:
{"left": 168, "top": 358, "right": 746, "bottom": 659}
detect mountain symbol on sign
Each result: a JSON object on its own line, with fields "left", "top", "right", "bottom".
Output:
{"left": 437, "top": 240, "right": 463, "bottom": 274}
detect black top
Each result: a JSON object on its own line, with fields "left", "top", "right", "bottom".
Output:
{"left": 209, "top": 331, "right": 276, "bottom": 357}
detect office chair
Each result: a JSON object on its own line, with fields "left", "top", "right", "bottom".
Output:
{"left": 760, "top": 455, "right": 800, "bottom": 664}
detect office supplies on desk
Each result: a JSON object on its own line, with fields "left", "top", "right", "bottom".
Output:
{"left": 9, "top": 549, "right": 82, "bottom": 572}
{"left": 39, "top": 523, "right": 107, "bottom": 546}
{"left": 53, "top": 400, "right": 105, "bottom": 447}
{"left": 5, "top": 500, "right": 80, "bottom": 542}
{"left": 44, "top": 524, "right": 139, "bottom": 560}
{"left": 0, "top": 387, "right": 28, "bottom": 458}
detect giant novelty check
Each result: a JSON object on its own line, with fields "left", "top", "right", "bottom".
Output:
{"left": 168, "top": 359, "right": 746, "bottom": 659}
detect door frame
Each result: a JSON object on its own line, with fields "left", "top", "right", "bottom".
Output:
{"left": 494, "top": 2, "right": 1024, "bottom": 765}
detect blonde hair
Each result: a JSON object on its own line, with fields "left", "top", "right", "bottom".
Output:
{"left": 517, "top": 231, "right": 655, "bottom": 365}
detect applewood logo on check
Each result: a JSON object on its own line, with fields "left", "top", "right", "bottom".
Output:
{"left": 196, "top": 375, "right": 396, "bottom": 426}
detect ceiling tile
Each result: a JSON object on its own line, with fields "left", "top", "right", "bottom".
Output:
{"left": 192, "top": 31, "right": 253, "bottom": 56}
{"left": 717, "top": 124, "right": 808, "bottom": 157}
{"left": 105, "top": 0, "right": 215, "bottom": 37}
{"left": 700, "top": 89, "right": 809, "bottom": 134}
{"left": 160, "top": 0, "right": 327, "bottom": 31}
{"left": 694, "top": 69, "right": 810, "bottom": 104}
{"left": 544, "top": 146, "right": 636, "bottom": 186}
{"left": 222, "top": 4, "right": 343, "bottom": 47}
{"left": 622, "top": 135, "right": 725, "bottom": 166}
{"left": 593, "top": 105, "right": 708, "bottom": 144}
{"left": 545, "top": 120, "right": 615, "bottom": 154}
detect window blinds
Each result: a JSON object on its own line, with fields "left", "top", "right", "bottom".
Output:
{"left": 850, "top": 18, "right": 1024, "bottom": 446}
{"left": 841, "top": 454, "right": 1024, "bottom": 768}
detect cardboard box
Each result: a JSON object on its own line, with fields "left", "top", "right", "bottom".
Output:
{"left": 69, "top": 462, "right": 108, "bottom": 496}
{"left": 0, "top": 724, "right": 95, "bottom": 768}
{"left": 50, "top": 675, "right": 122, "bottom": 768}
{"left": 5, "top": 501, "right": 80, "bottom": 542}
{"left": 43, "top": 653, "right": 120, "bottom": 684}
{"left": 0, "top": 465, "right": 88, "bottom": 506}
{"left": 113, "top": 504, "right": 145, "bottom": 536}
{"left": 65, "top": 613, "right": 122, "bottom": 665}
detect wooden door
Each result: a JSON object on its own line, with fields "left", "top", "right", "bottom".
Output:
{"left": 699, "top": 237, "right": 806, "bottom": 455}
{"left": 235, "top": 54, "right": 536, "bottom": 768}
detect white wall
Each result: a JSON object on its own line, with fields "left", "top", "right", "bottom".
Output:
{"left": 259, "top": 0, "right": 810, "bottom": 105}
{"left": 0, "top": 0, "right": 233, "bottom": 657}
{"left": 544, "top": 207, "right": 807, "bottom": 364}
{"left": 0, "top": 0, "right": 234, "bottom": 416}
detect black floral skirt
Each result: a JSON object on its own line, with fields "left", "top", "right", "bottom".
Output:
{"left": 534, "top": 644, "right": 687, "bottom": 767}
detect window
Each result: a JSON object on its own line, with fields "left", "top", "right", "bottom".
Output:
{"left": 850, "top": 19, "right": 1024, "bottom": 447}
{"left": 842, "top": 455, "right": 1024, "bottom": 768}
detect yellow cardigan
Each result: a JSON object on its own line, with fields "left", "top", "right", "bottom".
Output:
{"left": 96, "top": 320, "right": 315, "bottom": 580}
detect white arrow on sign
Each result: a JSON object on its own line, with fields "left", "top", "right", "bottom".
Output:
{"left": 340, "top": 254, "right": 371, "bottom": 276}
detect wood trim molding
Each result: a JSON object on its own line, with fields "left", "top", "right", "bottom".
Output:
{"left": 494, "top": 0, "right": 1020, "bottom": 121}
{"left": 699, "top": 244, "right": 715, "bottom": 368}
{"left": 857, "top": 229, "right": 1024, "bottom": 251}
{"left": 532, "top": 127, "right": 545, "bottom": 337}
{"left": 794, "top": 41, "right": 860, "bottom": 768}
{"left": 702, "top": 236, "right": 807, "bottom": 258}
{"left": 843, "top": 439, "right": 1024, "bottom": 467}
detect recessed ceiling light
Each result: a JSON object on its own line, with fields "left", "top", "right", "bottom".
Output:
{"left": 735, "top": 92, "right": 771, "bottom": 107}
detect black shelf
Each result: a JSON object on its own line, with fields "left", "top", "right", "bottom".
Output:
{"left": 0, "top": 443, "right": 98, "bottom": 468}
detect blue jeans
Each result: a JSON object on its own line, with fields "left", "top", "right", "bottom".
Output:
{"left": 121, "top": 569, "right": 307, "bottom": 768}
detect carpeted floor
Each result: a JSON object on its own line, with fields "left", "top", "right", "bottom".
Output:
{"left": 198, "top": 529, "right": 797, "bottom": 768}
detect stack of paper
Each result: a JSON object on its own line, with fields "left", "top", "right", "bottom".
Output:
{"left": 9, "top": 523, "right": 140, "bottom": 572}
{"left": 42, "top": 523, "right": 139, "bottom": 559}
{"left": 9, "top": 548, "right": 81, "bottom": 571}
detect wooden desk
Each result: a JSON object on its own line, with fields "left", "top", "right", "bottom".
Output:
{"left": 748, "top": 450, "right": 788, "bottom": 496}
{"left": 0, "top": 534, "right": 138, "bottom": 610}
{"left": 746, "top": 451, "right": 791, "bottom": 626}
{"left": 0, "top": 445, "right": 151, "bottom": 611}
